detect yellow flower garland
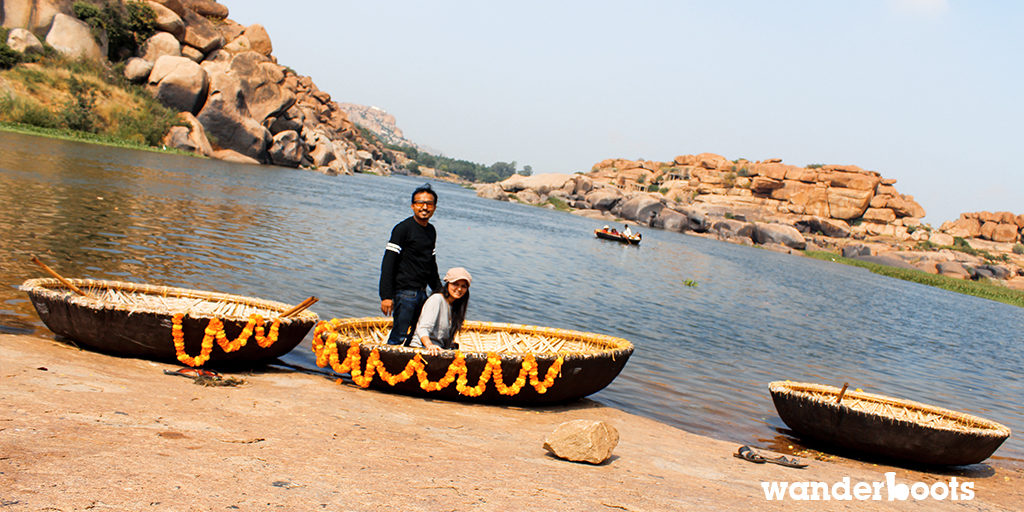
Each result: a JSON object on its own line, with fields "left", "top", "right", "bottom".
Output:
{"left": 311, "top": 319, "right": 564, "bottom": 396}
{"left": 171, "top": 313, "right": 282, "bottom": 367}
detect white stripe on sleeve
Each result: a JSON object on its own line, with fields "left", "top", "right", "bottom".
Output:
{"left": 386, "top": 243, "right": 402, "bottom": 254}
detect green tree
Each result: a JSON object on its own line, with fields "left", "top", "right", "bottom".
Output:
{"left": 73, "top": 0, "right": 156, "bottom": 61}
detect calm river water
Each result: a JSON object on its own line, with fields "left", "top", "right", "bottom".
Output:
{"left": 2, "top": 131, "right": 1022, "bottom": 464}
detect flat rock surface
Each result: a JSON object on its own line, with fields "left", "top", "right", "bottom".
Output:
{"left": 1, "top": 334, "right": 1021, "bottom": 511}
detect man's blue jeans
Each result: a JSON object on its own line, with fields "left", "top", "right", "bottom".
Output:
{"left": 387, "top": 288, "right": 427, "bottom": 345}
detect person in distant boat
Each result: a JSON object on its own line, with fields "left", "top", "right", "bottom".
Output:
{"left": 379, "top": 183, "right": 443, "bottom": 345}
{"left": 602, "top": 225, "right": 610, "bottom": 231}
{"left": 623, "top": 225, "right": 633, "bottom": 237}
{"left": 410, "top": 267, "right": 471, "bottom": 355}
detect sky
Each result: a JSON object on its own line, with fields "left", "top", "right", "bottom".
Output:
{"left": 225, "top": 0, "right": 1022, "bottom": 224}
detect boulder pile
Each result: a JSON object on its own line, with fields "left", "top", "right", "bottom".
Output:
{"left": 940, "top": 212, "right": 1024, "bottom": 244}
{"left": 3, "top": 0, "right": 395, "bottom": 174}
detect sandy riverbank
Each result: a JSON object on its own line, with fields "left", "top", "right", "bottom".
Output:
{"left": 1, "top": 333, "right": 1021, "bottom": 511}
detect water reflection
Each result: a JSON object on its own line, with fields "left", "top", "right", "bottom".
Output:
{"left": 2, "top": 131, "right": 1022, "bottom": 465}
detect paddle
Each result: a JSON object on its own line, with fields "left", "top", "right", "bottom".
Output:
{"left": 278, "top": 296, "right": 318, "bottom": 319}
{"left": 30, "top": 255, "right": 97, "bottom": 300}
{"left": 835, "top": 382, "right": 849, "bottom": 404}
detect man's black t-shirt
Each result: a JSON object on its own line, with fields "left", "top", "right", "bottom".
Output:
{"left": 379, "top": 216, "right": 441, "bottom": 300}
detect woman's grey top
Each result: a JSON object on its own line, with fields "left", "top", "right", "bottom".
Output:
{"left": 410, "top": 293, "right": 454, "bottom": 349}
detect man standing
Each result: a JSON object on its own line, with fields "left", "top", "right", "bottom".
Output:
{"left": 379, "top": 184, "right": 443, "bottom": 345}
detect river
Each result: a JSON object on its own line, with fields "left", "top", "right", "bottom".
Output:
{"left": 2, "top": 131, "right": 1021, "bottom": 465}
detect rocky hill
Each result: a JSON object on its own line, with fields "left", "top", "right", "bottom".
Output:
{"left": 337, "top": 103, "right": 422, "bottom": 151}
{"left": 2, "top": 0, "right": 398, "bottom": 175}
{"left": 476, "top": 154, "right": 1024, "bottom": 289}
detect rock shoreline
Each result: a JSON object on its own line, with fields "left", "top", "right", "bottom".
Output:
{"left": 476, "top": 158, "right": 1024, "bottom": 290}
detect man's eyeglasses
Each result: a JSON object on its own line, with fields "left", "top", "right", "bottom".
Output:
{"left": 413, "top": 200, "right": 436, "bottom": 206}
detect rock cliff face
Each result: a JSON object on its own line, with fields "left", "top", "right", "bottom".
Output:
{"left": 479, "top": 154, "right": 1024, "bottom": 287}
{"left": 2, "top": 0, "right": 397, "bottom": 175}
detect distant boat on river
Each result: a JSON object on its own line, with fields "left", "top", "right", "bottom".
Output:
{"left": 594, "top": 227, "right": 641, "bottom": 245}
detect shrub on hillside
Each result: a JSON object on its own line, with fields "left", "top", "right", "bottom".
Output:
{"left": 0, "top": 94, "right": 61, "bottom": 128}
{"left": 109, "top": 88, "right": 183, "bottom": 146}
{"left": 0, "top": 28, "right": 22, "bottom": 70}
{"left": 73, "top": 0, "right": 156, "bottom": 61}
{"left": 60, "top": 75, "right": 99, "bottom": 132}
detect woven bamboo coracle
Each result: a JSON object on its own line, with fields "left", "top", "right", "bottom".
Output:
{"left": 20, "top": 278, "right": 318, "bottom": 322}
{"left": 21, "top": 278, "right": 318, "bottom": 367}
{"left": 769, "top": 380, "right": 1011, "bottom": 465}
{"left": 327, "top": 317, "right": 633, "bottom": 355}
{"left": 316, "top": 317, "right": 634, "bottom": 404}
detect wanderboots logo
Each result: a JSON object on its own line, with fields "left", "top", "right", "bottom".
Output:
{"left": 761, "top": 472, "right": 975, "bottom": 501}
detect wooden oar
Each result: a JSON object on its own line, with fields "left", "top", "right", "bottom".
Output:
{"left": 279, "top": 296, "right": 318, "bottom": 319}
{"left": 30, "top": 255, "right": 97, "bottom": 300}
{"left": 835, "top": 382, "right": 849, "bottom": 404}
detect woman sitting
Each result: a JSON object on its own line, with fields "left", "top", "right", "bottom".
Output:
{"left": 410, "top": 267, "right": 471, "bottom": 355}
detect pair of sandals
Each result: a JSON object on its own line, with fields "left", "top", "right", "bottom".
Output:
{"left": 734, "top": 445, "right": 808, "bottom": 468}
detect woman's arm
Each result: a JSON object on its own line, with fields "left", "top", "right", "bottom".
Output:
{"left": 414, "top": 295, "right": 444, "bottom": 354}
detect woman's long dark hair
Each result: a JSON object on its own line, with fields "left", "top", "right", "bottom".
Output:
{"left": 440, "top": 280, "right": 469, "bottom": 334}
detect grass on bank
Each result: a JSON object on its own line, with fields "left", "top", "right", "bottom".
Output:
{"left": 803, "top": 250, "right": 1024, "bottom": 308}
{"left": 0, "top": 48, "right": 186, "bottom": 153}
{"left": 0, "top": 120, "right": 191, "bottom": 155}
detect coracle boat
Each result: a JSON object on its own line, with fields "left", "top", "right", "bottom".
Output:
{"left": 312, "top": 317, "right": 634, "bottom": 404}
{"left": 769, "top": 381, "right": 1011, "bottom": 466}
{"left": 594, "top": 228, "right": 641, "bottom": 245}
{"left": 20, "top": 278, "right": 319, "bottom": 368}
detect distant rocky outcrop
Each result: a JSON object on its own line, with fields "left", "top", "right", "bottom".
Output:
{"left": 940, "top": 212, "right": 1024, "bottom": 244}
{"left": 479, "top": 155, "right": 1024, "bottom": 288}
{"left": 337, "top": 103, "right": 421, "bottom": 151}
{"left": 2, "top": 0, "right": 398, "bottom": 175}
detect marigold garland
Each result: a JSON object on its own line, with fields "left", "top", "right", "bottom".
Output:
{"left": 171, "top": 313, "right": 282, "bottom": 367}
{"left": 310, "top": 319, "right": 564, "bottom": 396}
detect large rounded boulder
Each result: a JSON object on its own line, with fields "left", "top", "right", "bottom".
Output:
{"left": 752, "top": 223, "right": 807, "bottom": 250}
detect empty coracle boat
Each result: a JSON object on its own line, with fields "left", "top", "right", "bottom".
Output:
{"left": 20, "top": 278, "right": 318, "bottom": 368}
{"left": 769, "top": 381, "right": 1011, "bottom": 466}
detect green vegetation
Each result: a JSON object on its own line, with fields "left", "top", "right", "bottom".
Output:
{"left": 1, "top": 28, "right": 23, "bottom": 70}
{"left": 0, "top": 51, "right": 183, "bottom": 148}
{"left": 61, "top": 75, "right": 99, "bottom": 132}
{"left": 544, "top": 196, "right": 571, "bottom": 211}
{"left": 915, "top": 237, "right": 1010, "bottom": 263}
{"left": 803, "top": 250, "right": 1024, "bottom": 308}
{"left": 0, "top": 120, "right": 187, "bottom": 154}
{"left": 807, "top": 163, "right": 824, "bottom": 169}
{"left": 383, "top": 140, "right": 528, "bottom": 183}
{"left": 1014, "top": 243, "right": 1024, "bottom": 255}
{"left": 723, "top": 172, "right": 736, "bottom": 188}
{"left": 73, "top": 0, "right": 157, "bottom": 61}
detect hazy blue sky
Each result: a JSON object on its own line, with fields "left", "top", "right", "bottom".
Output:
{"left": 226, "top": 0, "right": 1022, "bottom": 224}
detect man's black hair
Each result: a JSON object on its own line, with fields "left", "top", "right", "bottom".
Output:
{"left": 412, "top": 183, "right": 437, "bottom": 204}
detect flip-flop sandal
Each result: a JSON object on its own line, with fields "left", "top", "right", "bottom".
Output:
{"left": 735, "top": 445, "right": 808, "bottom": 468}
{"left": 765, "top": 455, "right": 809, "bottom": 469}
{"left": 164, "top": 368, "right": 221, "bottom": 379}
{"left": 734, "top": 445, "right": 767, "bottom": 463}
